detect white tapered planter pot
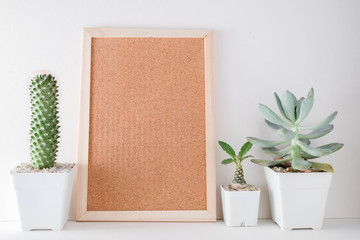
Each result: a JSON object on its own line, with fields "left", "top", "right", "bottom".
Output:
{"left": 264, "top": 167, "right": 333, "bottom": 230}
{"left": 221, "top": 186, "right": 260, "bottom": 227}
{"left": 11, "top": 166, "right": 76, "bottom": 231}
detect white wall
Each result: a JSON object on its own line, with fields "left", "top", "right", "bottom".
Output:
{"left": 1, "top": 0, "right": 359, "bottom": 221}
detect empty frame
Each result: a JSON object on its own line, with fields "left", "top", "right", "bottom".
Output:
{"left": 77, "top": 28, "right": 215, "bottom": 221}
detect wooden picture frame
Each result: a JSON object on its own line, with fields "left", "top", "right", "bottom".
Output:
{"left": 76, "top": 28, "right": 215, "bottom": 221}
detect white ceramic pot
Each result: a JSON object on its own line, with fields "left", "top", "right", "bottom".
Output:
{"left": 221, "top": 185, "right": 260, "bottom": 227}
{"left": 264, "top": 166, "right": 333, "bottom": 230}
{"left": 11, "top": 165, "right": 76, "bottom": 231}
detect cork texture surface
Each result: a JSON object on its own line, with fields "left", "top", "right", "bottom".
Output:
{"left": 87, "top": 37, "right": 206, "bottom": 211}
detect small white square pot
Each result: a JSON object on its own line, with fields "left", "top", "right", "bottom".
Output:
{"left": 11, "top": 165, "right": 76, "bottom": 231}
{"left": 264, "top": 167, "right": 333, "bottom": 230}
{"left": 221, "top": 185, "right": 260, "bottom": 227}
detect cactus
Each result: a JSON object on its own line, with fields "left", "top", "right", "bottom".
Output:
{"left": 219, "top": 141, "right": 253, "bottom": 186}
{"left": 30, "top": 74, "right": 60, "bottom": 169}
{"left": 247, "top": 88, "right": 343, "bottom": 172}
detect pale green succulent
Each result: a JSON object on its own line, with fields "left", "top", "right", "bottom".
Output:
{"left": 247, "top": 88, "right": 343, "bottom": 172}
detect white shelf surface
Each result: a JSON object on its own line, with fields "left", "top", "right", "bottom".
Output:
{"left": 1, "top": 219, "right": 359, "bottom": 240}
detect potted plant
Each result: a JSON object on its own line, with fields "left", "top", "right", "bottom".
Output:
{"left": 247, "top": 88, "right": 343, "bottom": 230}
{"left": 11, "top": 73, "right": 76, "bottom": 231}
{"left": 219, "top": 140, "right": 260, "bottom": 227}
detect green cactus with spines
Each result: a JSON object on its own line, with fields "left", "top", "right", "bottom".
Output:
{"left": 247, "top": 88, "right": 343, "bottom": 172}
{"left": 218, "top": 141, "right": 253, "bottom": 185}
{"left": 30, "top": 74, "right": 60, "bottom": 169}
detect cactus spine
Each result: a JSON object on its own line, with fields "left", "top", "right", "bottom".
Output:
{"left": 30, "top": 74, "right": 60, "bottom": 169}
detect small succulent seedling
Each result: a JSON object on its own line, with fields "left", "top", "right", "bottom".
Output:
{"left": 219, "top": 141, "right": 253, "bottom": 185}
{"left": 30, "top": 74, "right": 60, "bottom": 169}
{"left": 247, "top": 88, "right": 343, "bottom": 172}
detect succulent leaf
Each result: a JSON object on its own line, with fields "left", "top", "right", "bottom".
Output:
{"left": 291, "top": 151, "right": 312, "bottom": 170}
{"left": 299, "top": 125, "right": 334, "bottom": 140}
{"left": 274, "top": 92, "right": 290, "bottom": 121}
{"left": 239, "top": 141, "right": 253, "bottom": 159}
{"left": 265, "top": 120, "right": 296, "bottom": 141}
{"left": 295, "top": 88, "right": 314, "bottom": 124}
{"left": 295, "top": 97, "right": 305, "bottom": 120}
{"left": 281, "top": 90, "right": 298, "bottom": 122}
{"left": 277, "top": 128, "right": 296, "bottom": 141}
{"left": 265, "top": 120, "right": 282, "bottom": 130}
{"left": 308, "top": 161, "right": 334, "bottom": 173}
{"left": 251, "top": 156, "right": 292, "bottom": 167}
{"left": 221, "top": 158, "right": 235, "bottom": 165}
{"left": 298, "top": 111, "right": 337, "bottom": 131}
{"left": 300, "top": 138, "right": 311, "bottom": 145}
{"left": 247, "top": 137, "right": 285, "bottom": 147}
{"left": 259, "top": 104, "right": 292, "bottom": 128}
{"left": 218, "top": 141, "right": 236, "bottom": 157}
{"left": 300, "top": 152, "right": 319, "bottom": 159}
{"left": 297, "top": 141, "right": 344, "bottom": 157}
{"left": 262, "top": 146, "right": 291, "bottom": 158}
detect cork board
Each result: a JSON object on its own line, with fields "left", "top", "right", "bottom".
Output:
{"left": 77, "top": 28, "right": 215, "bottom": 221}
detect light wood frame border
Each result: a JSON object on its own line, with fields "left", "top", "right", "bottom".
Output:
{"left": 76, "top": 28, "right": 215, "bottom": 222}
